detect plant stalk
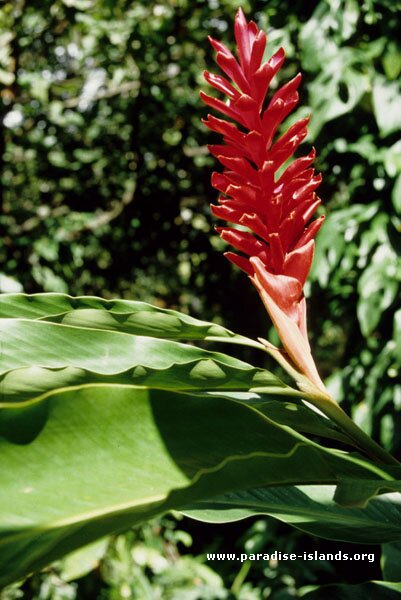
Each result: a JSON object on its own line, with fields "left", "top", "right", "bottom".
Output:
{"left": 300, "top": 382, "right": 401, "bottom": 467}
{"left": 258, "top": 339, "right": 400, "bottom": 467}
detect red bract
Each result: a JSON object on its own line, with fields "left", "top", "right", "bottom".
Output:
{"left": 201, "top": 8, "right": 325, "bottom": 386}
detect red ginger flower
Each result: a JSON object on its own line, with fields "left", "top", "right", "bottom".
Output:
{"left": 201, "top": 8, "right": 325, "bottom": 388}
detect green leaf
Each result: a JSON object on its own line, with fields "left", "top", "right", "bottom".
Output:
{"left": 0, "top": 317, "right": 253, "bottom": 374}
{"left": 310, "top": 204, "right": 379, "bottom": 288}
{"left": 58, "top": 538, "right": 109, "bottom": 582}
{"left": 299, "top": 1, "right": 360, "bottom": 72}
{"left": 0, "top": 362, "right": 292, "bottom": 406}
{"left": 357, "top": 245, "right": 401, "bottom": 336}
{"left": 0, "top": 293, "right": 237, "bottom": 340}
{"left": 384, "top": 140, "right": 401, "bottom": 177}
{"left": 394, "top": 309, "right": 401, "bottom": 366}
{"left": 219, "top": 397, "right": 354, "bottom": 447}
{"left": 0, "top": 317, "right": 294, "bottom": 405}
{"left": 0, "top": 301, "right": 377, "bottom": 451}
{"left": 373, "top": 75, "right": 401, "bottom": 137}
{"left": 182, "top": 485, "right": 401, "bottom": 544}
{"left": 0, "top": 274, "right": 23, "bottom": 294}
{"left": 0, "top": 293, "right": 267, "bottom": 356}
{"left": 308, "top": 62, "right": 368, "bottom": 138}
{"left": 1, "top": 295, "right": 401, "bottom": 587}
{"left": 382, "top": 42, "right": 401, "bottom": 80}
{"left": 0, "top": 384, "right": 399, "bottom": 587}
{"left": 392, "top": 174, "right": 401, "bottom": 215}
{"left": 382, "top": 541, "right": 401, "bottom": 582}
{"left": 334, "top": 479, "right": 401, "bottom": 508}
{"left": 300, "top": 581, "right": 401, "bottom": 599}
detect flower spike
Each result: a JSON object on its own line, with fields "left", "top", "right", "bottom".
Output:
{"left": 202, "top": 8, "right": 325, "bottom": 388}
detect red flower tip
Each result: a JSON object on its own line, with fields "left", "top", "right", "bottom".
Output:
{"left": 202, "top": 10, "right": 325, "bottom": 381}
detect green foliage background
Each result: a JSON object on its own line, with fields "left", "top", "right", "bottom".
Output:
{"left": 1, "top": 0, "right": 401, "bottom": 596}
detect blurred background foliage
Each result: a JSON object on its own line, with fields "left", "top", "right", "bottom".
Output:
{"left": 1, "top": 0, "right": 401, "bottom": 597}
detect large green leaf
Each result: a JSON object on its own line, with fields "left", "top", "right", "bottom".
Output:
{"left": 0, "top": 383, "right": 399, "bottom": 587}
{"left": 0, "top": 293, "right": 258, "bottom": 345}
{"left": 0, "top": 317, "right": 263, "bottom": 376}
{"left": 182, "top": 485, "right": 401, "bottom": 544}
{"left": 1, "top": 294, "right": 401, "bottom": 587}
{"left": 0, "top": 297, "right": 351, "bottom": 447}
{"left": 0, "top": 364, "right": 293, "bottom": 405}
{"left": 0, "top": 297, "right": 360, "bottom": 449}
{"left": 0, "top": 315, "right": 297, "bottom": 406}
{"left": 0, "top": 313, "right": 365, "bottom": 449}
